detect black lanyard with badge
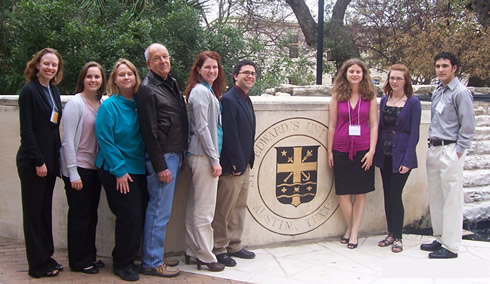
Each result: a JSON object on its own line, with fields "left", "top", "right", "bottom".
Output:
{"left": 348, "top": 99, "right": 361, "bottom": 136}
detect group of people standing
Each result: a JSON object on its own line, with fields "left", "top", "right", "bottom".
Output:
{"left": 15, "top": 45, "right": 474, "bottom": 281}
{"left": 328, "top": 52, "right": 475, "bottom": 259}
{"left": 16, "top": 43, "right": 257, "bottom": 281}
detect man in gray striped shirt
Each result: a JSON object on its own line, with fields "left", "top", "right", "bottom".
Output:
{"left": 420, "top": 52, "right": 475, "bottom": 259}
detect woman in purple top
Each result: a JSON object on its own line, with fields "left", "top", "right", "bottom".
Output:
{"left": 375, "top": 64, "right": 421, "bottom": 253}
{"left": 327, "top": 58, "right": 378, "bottom": 249}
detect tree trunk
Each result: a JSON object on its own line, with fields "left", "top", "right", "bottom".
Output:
{"left": 285, "top": 0, "right": 352, "bottom": 47}
{"left": 285, "top": 0, "right": 317, "bottom": 46}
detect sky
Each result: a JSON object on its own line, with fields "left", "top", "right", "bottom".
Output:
{"left": 205, "top": 0, "right": 321, "bottom": 22}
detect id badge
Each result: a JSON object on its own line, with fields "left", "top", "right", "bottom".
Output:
{"left": 50, "top": 110, "right": 59, "bottom": 124}
{"left": 435, "top": 102, "right": 445, "bottom": 114}
{"left": 349, "top": 125, "right": 361, "bottom": 136}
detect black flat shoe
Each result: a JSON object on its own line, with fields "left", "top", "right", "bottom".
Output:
{"left": 28, "top": 268, "right": 59, "bottom": 278}
{"left": 228, "top": 248, "right": 255, "bottom": 259}
{"left": 73, "top": 265, "right": 99, "bottom": 274}
{"left": 216, "top": 253, "right": 237, "bottom": 267}
{"left": 94, "top": 260, "right": 105, "bottom": 268}
{"left": 429, "top": 247, "right": 458, "bottom": 259}
{"left": 420, "top": 240, "right": 442, "bottom": 252}
{"left": 48, "top": 258, "right": 63, "bottom": 271}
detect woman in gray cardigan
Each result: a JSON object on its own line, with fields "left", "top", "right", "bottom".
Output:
{"left": 183, "top": 51, "right": 226, "bottom": 272}
{"left": 60, "top": 62, "right": 106, "bottom": 274}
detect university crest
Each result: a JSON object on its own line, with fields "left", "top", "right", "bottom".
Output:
{"left": 275, "top": 145, "right": 319, "bottom": 207}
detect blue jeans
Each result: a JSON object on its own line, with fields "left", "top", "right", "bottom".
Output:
{"left": 142, "top": 153, "right": 181, "bottom": 268}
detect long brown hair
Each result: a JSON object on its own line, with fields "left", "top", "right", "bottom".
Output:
{"left": 332, "top": 58, "right": 376, "bottom": 102}
{"left": 75, "top": 61, "right": 107, "bottom": 100}
{"left": 107, "top": 58, "right": 141, "bottom": 96}
{"left": 24, "top": 48, "right": 64, "bottom": 85}
{"left": 383, "top": 64, "right": 413, "bottom": 98}
{"left": 184, "top": 51, "right": 225, "bottom": 101}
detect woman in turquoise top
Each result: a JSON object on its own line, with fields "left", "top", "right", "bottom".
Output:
{"left": 183, "top": 51, "right": 226, "bottom": 272}
{"left": 95, "top": 58, "right": 146, "bottom": 282}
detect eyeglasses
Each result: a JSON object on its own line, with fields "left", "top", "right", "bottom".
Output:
{"left": 239, "top": 71, "right": 256, "bottom": 77}
{"left": 389, "top": 76, "right": 404, "bottom": 82}
{"left": 151, "top": 55, "right": 170, "bottom": 63}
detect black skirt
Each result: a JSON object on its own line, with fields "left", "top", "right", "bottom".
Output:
{"left": 333, "top": 149, "right": 375, "bottom": 195}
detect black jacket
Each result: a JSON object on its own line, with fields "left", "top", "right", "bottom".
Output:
{"left": 16, "top": 78, "right": 62, "bottom": 174}
{"left": 136, "top": 70, "right": 188, "bottom": 172}
{"left": 220, "top": 86, "right": 256, "bottom": 175}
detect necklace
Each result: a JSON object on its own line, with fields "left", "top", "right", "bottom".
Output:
{"left": 389, "top": 94, "right": 406, "bottom": 106}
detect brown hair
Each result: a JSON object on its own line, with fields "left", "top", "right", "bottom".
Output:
{"left": 107, "top": 58, "right": 141, "bottom": 96}
{"left": 24, "top": 48, "right": 64, "bottom": 85}
{"left": 184, "top": 51, "right": 225, "bottom": 102}
{"left": 75, "top": 61, "right": 107, "bottom": 100}
{"left": 332, "top": 58, "right": 376, "bottom": 102}
{"left": 383, "top": 64, "right": 413, "bottom": 98}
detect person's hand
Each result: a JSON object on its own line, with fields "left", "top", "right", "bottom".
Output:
{"left": 361, "top": 151, "right": 374, "bottom": 171}
{"left": 71, "top": 179, "right": 83, "bottom": 190}
{"left": 158, "top": 169, "right": 171, "bottom": 183}
{"left": 328, "top": 151, "right": 334, "bottom": 168}
{"left": 399, "top": 166, "right": 410, "bottom": 174}
{"left": 211, "top": 164, "right": 222, "bottom": 178}
{"left": 36, "top": 164, "right": 47, "bottom": 177}
{"left": 116, "top": 173, "right": 133, "bottom": 194}
{"left": 232, "top": 171, "right": 241, "bottom": 176}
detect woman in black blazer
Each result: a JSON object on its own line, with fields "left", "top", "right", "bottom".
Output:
{"left": 16, "top": 48, "right": 64, "bottom": 278}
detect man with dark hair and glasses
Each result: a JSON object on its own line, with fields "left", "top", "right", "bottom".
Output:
{"left": 420, "top": 51, "right": 475, "bottom": 259}
{"left": 212, "top": 60, "right": 257, "bottom": 267}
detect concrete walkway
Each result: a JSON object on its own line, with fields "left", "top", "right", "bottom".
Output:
{"left": 1, "top": 234, "right": 489, "bottom": 283}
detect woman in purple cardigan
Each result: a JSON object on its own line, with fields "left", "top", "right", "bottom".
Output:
{"left": 375, "top": 64, "right": 421, "bottom": 253}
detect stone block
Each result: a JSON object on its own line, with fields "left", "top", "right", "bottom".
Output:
{"left": 275, "top": 92, "right": 291, "bottom": 97}
{"left": 413, "top": 85, "right": 436, "bottom": 95}
{"left": 464, "top": 155, "right": 490, "bottom": 170}
{"left": 291, "top": 85, "right": 331, "bottom": 96}
{"left": 468, "top": 140, "right": 490, "bottom": 155}
{"left": 274, "top": 84, "right": 296, "bottom": 95}
{"left": 474, "top": 126, "right": 490, "bottom": 141}
{"left": 464, "top": 200, "right": 490, "bottom": 222}
{"left": 464, "top": 185, "right": 490, "bottom": 203}
{"left": 463, "top": 169, "right": 490, "bottom": 187}
{"left": 475, "top": 115, "right": 490, "bottom": 127}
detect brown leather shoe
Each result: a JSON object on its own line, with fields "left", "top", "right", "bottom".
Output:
{"left": 141, "top": 264, "right": 180, "bottom": 278}
{"left": 197, "top": 261, "right": 225, "bottom": 272}
{"left": 164, "top": 257, "right": 179, "bottom": 267}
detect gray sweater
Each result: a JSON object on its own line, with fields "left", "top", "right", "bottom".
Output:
{"left": 187, "top": 83, "right": 221, "bottom": 166}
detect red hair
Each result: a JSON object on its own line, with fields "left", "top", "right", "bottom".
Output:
{"left": 184, "top": 51, "right": 225, "bottom": 101}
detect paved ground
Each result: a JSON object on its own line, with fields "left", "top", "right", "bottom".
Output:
{"left": 2, "top": 235, "right": 489, "bottom": 284}
{"left": 0, "top": 237, "right": 248, "bottom": 284}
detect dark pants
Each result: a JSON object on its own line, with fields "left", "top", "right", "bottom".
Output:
{"left": 17, "top": 166, "right": 56, "bottom": 275}
{"left": 63, "top": 167, "right": 101, "bottom": 270}
{"left": 98, "top": 168, "right": 146, "bottom": 269}
{"left": 380, "top": 155, "right": 411, "bottom": 239}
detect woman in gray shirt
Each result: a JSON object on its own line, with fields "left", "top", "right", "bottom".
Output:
{"left": 183, "top": 51, "right": 226, "bottom": 272}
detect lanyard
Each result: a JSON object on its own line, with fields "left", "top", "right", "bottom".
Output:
{"left": 348, "top": 99, "right": 361, "bottom": 126}
{"left": 47, "top": 85, "right": 58, "bottom": 112}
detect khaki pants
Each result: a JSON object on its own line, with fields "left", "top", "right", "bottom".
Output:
{"left": 184, "top": 155, "right": 219, "bottom": 263}
{"left": 426, "top": 143, "right": 466, "bottom": 253}
{"left": 212, "top": 167, "right": 250, "bottom": 255}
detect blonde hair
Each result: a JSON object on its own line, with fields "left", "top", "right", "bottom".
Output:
{"left": 24, "top": 48, "right": 64, "bottom": 85}
{"left": 107, "top": 58, "right": 141, "bottom": 96}
{"left": 332, "top": 58, "right": 376, "bottom": 102}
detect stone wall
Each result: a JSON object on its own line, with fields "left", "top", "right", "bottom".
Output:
{"left": 0, "top": 94, "right": 433, "bottom": 256}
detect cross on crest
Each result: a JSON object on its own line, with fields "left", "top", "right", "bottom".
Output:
{"left": 275, "top": 146, "right": 319, "bottom": 207}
